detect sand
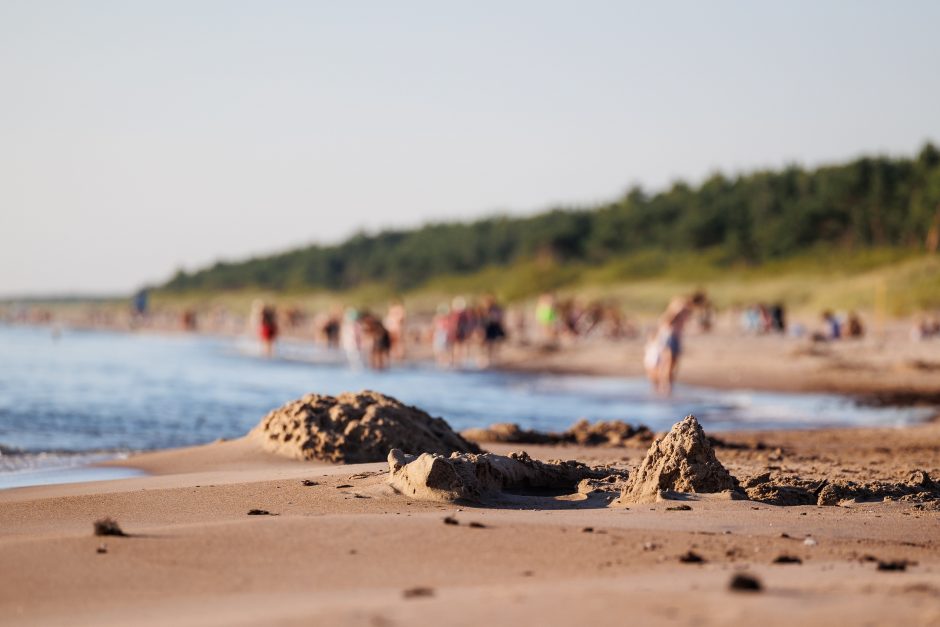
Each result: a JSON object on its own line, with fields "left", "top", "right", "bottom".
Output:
{"left": 620, "top": 415, "right": 740, "bottom": 503}
{"left": 386, "top": 449, "right": 621, "bottom": 503}
{"left": 250, "top": 390, "right": 480, "bottom": 463}
{"left": 496, "top": 322, "right": 940, "bottom": 403}
{"left": 2, "top": 416, "right": 939, "bottom": 627}
{"left": 462, "top": 419, "right": 653, "bottom": 447}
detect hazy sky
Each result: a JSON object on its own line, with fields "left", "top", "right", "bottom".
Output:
{"left": 2, "top": 1, "right": 939, "bottom": 295}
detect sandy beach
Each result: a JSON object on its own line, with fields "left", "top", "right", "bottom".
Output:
{"left": 5, "top": 3, "right": 939, "bottom": 625}
{"left": 2, "top": 414, "right": 938, "bottom": 627}
{"left": 494, "top": 322, "right": 940, "bottom": 403}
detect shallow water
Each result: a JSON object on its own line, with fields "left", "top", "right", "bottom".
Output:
{"left": 0, "top": 325, "right": 930, "bottom": 484}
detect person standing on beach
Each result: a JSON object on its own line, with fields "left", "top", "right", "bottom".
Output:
{"left": 535, "top": 293, "right": 559, "bottom": 344}
{"left": 645, "top": 292, "right": 705, "bottom": 395}
{"left": 479, "top": 294, "right": 507, "bottom": 367}
{"left": 384, "top": 300, "right": 406, "bottom": 362}
{"left": 432, "top": 304, "right": 452, "bottom": 367}
{"left": 340, "top": 307, "right": 364, "bottom": 369}
{"left": 258, "top": 304, "right": 278, "bottom": 357}
{"left": 822, "top": 310, "right": 841, "bottom": 340}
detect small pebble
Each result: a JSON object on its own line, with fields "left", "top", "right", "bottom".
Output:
{"left": 93, "top": 517, "right": 127, "bottom": 537}
{"left": 403, "top": 587, "right": 435, "bottom": 599}
{"left": 729, "top": 573, "right": 763, "bottom": 592}
{"left": 679, "top": 551, "right": 705, "bottom": 563}
{"left": 877, "top": 560, "right": 910, "bottom": 572}
{"left": 773, "top": 554, "right": 803, "bottom": 564}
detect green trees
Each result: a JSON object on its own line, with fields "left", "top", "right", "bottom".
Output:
{"left": 162, "top": 144, "right": 940, "bottom": 293}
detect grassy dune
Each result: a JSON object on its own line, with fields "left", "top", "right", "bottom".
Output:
{"left": 148, "top": 250, "right": 939, "bottom": 319}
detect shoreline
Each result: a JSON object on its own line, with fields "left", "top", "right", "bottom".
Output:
{"left": 492, "top": 330, "right": 940, "bottom": 407}
{"left": 7, "top": 318, "right": 940, "bottom": 405}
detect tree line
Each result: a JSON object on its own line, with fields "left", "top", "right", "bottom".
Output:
{"left": 162, "top": 143, "right": 940, "bottom": 293}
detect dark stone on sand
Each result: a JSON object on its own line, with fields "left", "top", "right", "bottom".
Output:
{"left": 679, "top": 550, "right": 705, "bottom": 563}
{"left": 877, "top": 560, "right": 911, "bottom": 572}
{"left": 773, "top": 554, "right": 803, "bottom": 564}
{"left": 93, "top": 517, "right": 127, "bottom": 537}
{"left": 666, "top": 504, "right": 693, "bottom": 511}
{"left": 247, "top": 509, "right": 271, "bottom": 516}
{"left": 403, "top": 587, "right": 435, "bottom": 598}
{"left": 301, "top": 479, "right": 318, "bottom": 486}
{"left": 468, "top": 521, "right": 487, "bottom": 528}
{"left": 443, "top": 516, "right": 459, "bottom": 525}
{"left": 729, "top": 573, "right": 763, "bottom": 592}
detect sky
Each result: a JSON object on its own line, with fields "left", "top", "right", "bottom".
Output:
{"left": 2, "top": 1, "right": 939, "bottom": 296}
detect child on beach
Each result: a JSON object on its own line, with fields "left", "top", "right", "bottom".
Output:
{"left": 645, "top": 292, "right": 705, "bottom": 395}
{"left": 258, "top": 305, "right": 278, "bottom": 357}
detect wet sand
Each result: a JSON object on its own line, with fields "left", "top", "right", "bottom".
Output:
{"left": 2, "top": 422, "right": 938, "bottom": 626}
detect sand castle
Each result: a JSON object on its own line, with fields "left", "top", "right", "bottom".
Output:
{"left": 462, "top": 419, "right": 653, "bottom": 447}
{"left": 250, "top": 390, "right": 480, "bottom": 463}
{"left": 386, "top": 449, "right": 624, "bottom": 503}
{"left": 620, "top": 415, "right": 740, "bottom": 503}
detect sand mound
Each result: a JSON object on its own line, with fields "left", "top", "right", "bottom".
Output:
{"left": 250, "top": 391, "right": 480, "bottom": 463}
{"left": 743, "top": 473, "right": 819, "bottom": 506}
{"left": 816, "top": 470, "right": 939, "bottom": 506}
{"left": 621, "top": 415, "right": 740, "bottom": 503}
{"left": 462, "top": 419, "right": 653, "bottom": 447}
{"left": 567, "top": 419, "right": 654, "bottom": 446}
{"left": 461, "top": 423, "right": 560, "bottom": 445}
{"left": 387, "top": 449, "right": 623, "bottom": 503}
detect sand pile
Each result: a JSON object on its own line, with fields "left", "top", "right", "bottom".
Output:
{"left": 250, "top": 391, "right": 480, "bottom": 463}
{"left": 387, "top": 449, "right": 623, "bottom": 503}
{"left": 460, "top": 423, "right": 560, "bottom": 445}
{"left": 621, "top": 415, "right": 740, "bottom": 503}
{"left": 743, "top": 473, "right": 820, "bottom": 506}
{"left": 462, "top": 419, "right": 653, "bottom": 447}
{"left": 567, "top": 419, "right": 654, "bottom": 446}
{"left": 743, "top": 469, "right": 940, "bottom": 506}
{"left": 816, "top": 470, "right": 939, "bottom": 506}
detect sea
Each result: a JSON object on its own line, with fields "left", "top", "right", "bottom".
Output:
{"left": 0, "top": 324, "right": 930, "bottom": 489}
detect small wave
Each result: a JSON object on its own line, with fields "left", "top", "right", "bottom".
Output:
{"left": 0, "top": 446, "right": 134, "bottom": 474}
{"left": 0, "top": 443, "right": 25, "bottom": 456}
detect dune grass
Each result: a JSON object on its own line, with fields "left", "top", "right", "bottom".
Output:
{"left": 146, "top": 249, "right": 938, "bottom": 319}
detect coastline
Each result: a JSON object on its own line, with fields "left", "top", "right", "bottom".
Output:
{"left": 8, "top": 317, "right": 940, "bottom": 403}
